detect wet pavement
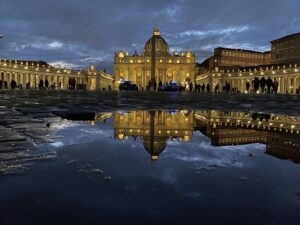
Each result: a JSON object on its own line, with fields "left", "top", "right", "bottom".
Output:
{"left": 0, "top": 90, "right": 300, "bottom": 225}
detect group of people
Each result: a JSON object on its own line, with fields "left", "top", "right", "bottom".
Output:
{"left": 146, "top": 80, "right": 161, "bottom": 91}
{"left": 223, "top": 82, "right": 241, "bottom": 93}
{"left": 252, "top": 76, "right": 279, "bottom": 93}
{"left": 220, "top": 77, "right": 279, "bottom": 94}
{"left": 194, "top": 83, "right": 211, "bottom": 92}
{"left": 145, "top": 80, "right": 211, "bottom": 92}
{"left": 38, "top": 79, "right": 49, "bottom": 90}
{"left": 68, "top": 78, "right": 76, "bottom": 90}
{"left": 0, "top": 77, "right": 298, "bottom": 94}
{"left": 0, "top": 80, "right": 8, "bottom": 89}
{"left": 143, "top": 78, "right": 281, "bottom": 94}
{"left": 0, "top": 80, "right": 18, "bottom": 89}
{"left": 0, "top": 78, "right": 80, "bottom": 91}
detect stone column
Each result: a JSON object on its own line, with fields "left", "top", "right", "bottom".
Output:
{"left": 208, "top": 74, "right": 213, "bottom": 92}
{"left": 218, "top": 79, "right": 223, "bottom": 93}
{"left": 55, "top": 76, "right": 59, "bottom": 89}
{"left": 277, "top": 77, "right": 281, "bottom": 93}
{"left": 31, "top": 74, "right": 35, "bottom": 89}
{"left": 9, "top": 73, "right": 12, "bottom": 87}
{"left": 284, "top": 78, "right": 287, "bottom": 94}
{"left": 63, "top": 76, "right": 68, "bottom": 90}
{"left": 292, "top": 77, "right": 296, "bottom": 94}
{"left": 280, "top": 78, "right": 284, "bottom": 94}
{"left": 287, "top": 77, "right": 291, "bottom": 94}
{"left": 20, "top": 73, "right": 23, "bottom": 88}
{"left": 35, "top": 74, "right": 38, "bottom": 89}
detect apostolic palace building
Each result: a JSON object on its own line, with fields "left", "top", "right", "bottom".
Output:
{"left": 196, "top": 32, "right": 300, "bottom": 94}
{"left": 0, "top": 27, "right": 300, "bottom": 94}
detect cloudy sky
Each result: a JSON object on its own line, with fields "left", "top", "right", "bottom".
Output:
{"left": 0, "top": 0, "right": 299, "bottom": 73}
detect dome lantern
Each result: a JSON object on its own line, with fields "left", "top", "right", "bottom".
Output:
{"left": 153, "top": 26, "right": 160, "bottom": 36}
{"left": 143, "top": 27, "right": 170, "bottom": 57}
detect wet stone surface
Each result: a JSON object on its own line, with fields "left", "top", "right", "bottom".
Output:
{"left": 0, "top": 90, "right": 300, "bottom": 225}
{"left": 1, "top": 89, "right": 300, "bottom": 115}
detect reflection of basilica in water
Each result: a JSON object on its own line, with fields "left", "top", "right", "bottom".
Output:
{"left": 114, "top": 111, "right": 194, "bottom": 161}
{"left": 110, "top": 110, "right": 300, "bottom": 162}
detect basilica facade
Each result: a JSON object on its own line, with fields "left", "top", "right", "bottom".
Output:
{"left": 114, "top": 27, "right": 196, "bottom": 90}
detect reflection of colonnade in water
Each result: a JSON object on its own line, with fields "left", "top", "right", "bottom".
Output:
{"left": 194, "top": 111, "right": 300, "bottom": 162}
{"left": 109, "top": 110, "right": 300, "bottom": 162}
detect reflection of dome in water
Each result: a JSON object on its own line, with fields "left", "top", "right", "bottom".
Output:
{"left": 142, "top": 136, "right": 168, "bottom": 161}
{"left": 143, "top": 27, "right": 170, "bottom": 57}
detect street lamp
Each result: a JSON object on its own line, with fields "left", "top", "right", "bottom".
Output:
{"left": 0, "top": 35, "right": 3, "bottom": 39}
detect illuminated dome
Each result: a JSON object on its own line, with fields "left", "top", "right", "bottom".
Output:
{"left": 143, "top": 27, "right": 170, "bottom": 57}
{"left": 142, "top": 136, "right": 168, "bottom": 161}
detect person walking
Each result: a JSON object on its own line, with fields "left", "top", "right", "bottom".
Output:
{"left": 39, "top": 79, "right": 44, "bottom": 90}
{"left": 215, "top": 84, "right": 219, "bottom": 93}
{"left": 45, "top": 79, "right": 49, "bottom": 90}
{"left": 206, "top": 83, "right": 210, "bottom": 92}
{"left": 266, "top": 77, "right": 273, "bottom": 93}
{"left": 260, "top": 77, "right": 266, "bottom": 93}
{"left": 273, "top": 78, "right": 279, "bottom": 94}
{"left": 246, "top": 82, "right": 250, "bottom": 93}
{"left": 189, "top": 82, "right": 193, "bottom": 92}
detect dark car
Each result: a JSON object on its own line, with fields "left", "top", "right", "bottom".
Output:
{"left": 161, "top": 81, "right": 185, "bottom": 92}
{"left": 119, "top": 80, "right": 138, "bottom": 91}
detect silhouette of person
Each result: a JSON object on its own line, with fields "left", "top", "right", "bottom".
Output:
{"left": 189, "top": 82, "right": 193, "bottom": 92}
{"left": 45, "top": 79, "right": 49, "bottom": 90}
{"left": 273, "top": 79, "right": 278, "bottom": 94}
{"left": 215, "top": 84, "right": 219, "bottom": 93}
{"left": 206, "top": 83, "right": 210, "bottom": 92}
{"left": 39, "top": 79, "right": 44, "bottom": 90}
{"left": 266, "top": 77, "right": 273, "bottom": 93}
{"left": 246, "top": 82, "right": 250, "bottom": 92}
{"left": 202, "top": 83, "right": 205, "bottom": 92}
{"left": 260, "top": 77, "right": 266, "bottom": 93}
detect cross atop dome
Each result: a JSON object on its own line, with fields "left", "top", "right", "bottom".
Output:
{"left": 153, "top": 26, "right": 160, "bottom": 36}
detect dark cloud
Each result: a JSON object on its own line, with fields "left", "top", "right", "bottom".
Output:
{"left": 0, "top": 0, "right": 299, "bottom": 72}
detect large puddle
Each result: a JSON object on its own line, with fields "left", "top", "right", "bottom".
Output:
{"left": 0, "top": 110, "right": 300, "bottom": 225}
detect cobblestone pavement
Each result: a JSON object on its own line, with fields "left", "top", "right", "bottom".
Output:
{"left": 1, "top": 89, "right": 300, "bottom": 114}
{"left": 0, "top": 89, "right": 300, "bottom": 175}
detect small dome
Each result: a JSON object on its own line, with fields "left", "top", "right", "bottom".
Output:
{"left": 118, "top": 51, "right": 125, "bottom": 58}
{"left": 143, "top": 27, "right": 170, "bottom": 57}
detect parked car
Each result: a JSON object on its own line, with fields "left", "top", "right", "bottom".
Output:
{"left": 161, "top": 81, "right": 185, "bottom": 92}
{"left": 119, "top": 80, "right": 138, "bottom": 91}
